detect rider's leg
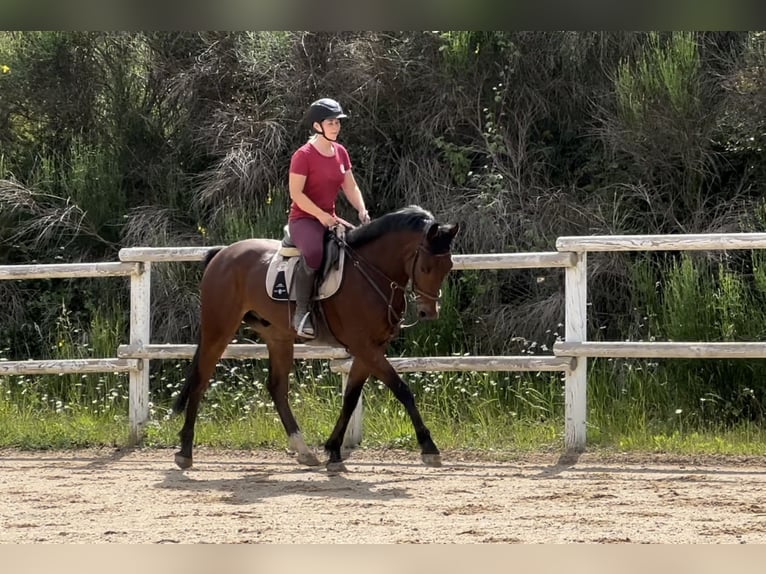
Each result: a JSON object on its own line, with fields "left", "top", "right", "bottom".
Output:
{"left": 287, "top": 218, "right": 325, "bottom": 338}
{"left": 292, "top": 257, "right": 317, "bottom": 337}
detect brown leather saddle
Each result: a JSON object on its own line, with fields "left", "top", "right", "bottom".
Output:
{"left": 265, "top": 225, "right": 347, "bottom": 301}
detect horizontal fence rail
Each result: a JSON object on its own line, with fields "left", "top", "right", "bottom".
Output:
{"left": 330, "top": 355, "right": 576, "bottom": 374}
{"left": 6, "top": 231, "right": 766, "bottom": 455}
{"left": 117, "top": 345, "right": 575, "bottom": 372}
{"left": 452, "top": 252, "right": 576, "bottom": 270}
{"left": 119, "top": 246, "right": 577, "bottom": 270}
{"left": 0, "top": 358, "right": 135, "bottom": 375}
{"left": 117, "top": 343, "right": 350, "bottom": 360}
{"left": 554, "top": 341, "right": 766, "bottom": 359}
{"left": 119, "top": 246, "right": 223, "bottom": 263}
{"left": 0, "top": 261, "right": 138, "bottom": 280}
{"left": 556, "top": 232, "right": 766, "bottom": 252}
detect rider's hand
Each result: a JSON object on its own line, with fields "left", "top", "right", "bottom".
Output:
{"left": 358, "top": 209, "right": 371, "bottom": 225}
{"left": 319, "top": 212, "right": 338, "bottom": 228}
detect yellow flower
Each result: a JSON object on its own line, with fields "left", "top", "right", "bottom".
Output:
{"left": 1, "top": 65, "right": 9, "bottom": 74}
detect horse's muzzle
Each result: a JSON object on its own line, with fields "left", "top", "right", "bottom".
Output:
{"left": 417, "top": 301, "right": 440, "bottom": 320}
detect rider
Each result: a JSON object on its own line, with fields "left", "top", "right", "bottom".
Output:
{"left": 287, "top": 97, "right": 371, "bottom": 338}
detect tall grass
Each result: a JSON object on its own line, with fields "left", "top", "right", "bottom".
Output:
{"left": 0, "top": 297, "right": 129, "bottom": 419}
{"left": 213, "top": 188, "right": 288, "bottom": 245}
{"left": 615, "top": 32, "right": 701, "bottom": 127}
{"left": 583, "top": 250, "right": 766, "bottom": 452}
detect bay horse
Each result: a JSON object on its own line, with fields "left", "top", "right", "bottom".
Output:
{"left": 172, "top": 205, "right": 460, "bottom": 471}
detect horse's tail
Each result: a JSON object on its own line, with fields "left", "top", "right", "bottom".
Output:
{"left": 172, "top": 343, "right": 200, "bottom": 414}
{"left": 203, "top": 247, "right": 223, "bottom": 269}
{"left": 173, "top": 248, "right": 220, "bottom": 415}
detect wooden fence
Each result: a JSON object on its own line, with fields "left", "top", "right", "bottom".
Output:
{"left": 114, "top": 247, "right": 577, "bottom": 449}
{"left": 3, "top": 232, "right": 766, "bottom": 452}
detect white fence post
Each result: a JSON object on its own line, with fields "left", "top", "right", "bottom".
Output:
{"left": 342, "top": 373, "right": 363, "bottom": 449}
{"left": 128, "top": 261, "right": 151, "bottom": 445}
{"left": 564, "top": 251, "right": 587, "bottom": 452}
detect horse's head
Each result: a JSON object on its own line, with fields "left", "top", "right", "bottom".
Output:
{"left": 411, "top": 221, "right": 461, "bottom": 320}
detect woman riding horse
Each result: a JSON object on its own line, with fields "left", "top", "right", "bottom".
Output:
{"left": 288, "top": 97, "right": 370, "bottom": 339}
{"left": 171, "top": 102, "right": 460, "bottom": 472}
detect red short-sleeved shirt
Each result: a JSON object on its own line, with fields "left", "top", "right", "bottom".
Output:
{"left": 288, "top": 141, "right": 351, "bottom": 221}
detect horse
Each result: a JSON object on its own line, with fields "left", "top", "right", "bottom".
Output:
{"left": 172, "top": 205, "right": 460, "bottom": 471}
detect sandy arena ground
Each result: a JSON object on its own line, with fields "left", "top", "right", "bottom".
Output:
{"left": 2, "top": 447, "right": 766, "bottom": 543}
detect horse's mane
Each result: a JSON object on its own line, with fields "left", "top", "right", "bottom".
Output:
{"left": 346, "top": 205, "right": 434, "bottom": 248}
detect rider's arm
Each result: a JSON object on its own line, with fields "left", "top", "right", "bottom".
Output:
{"left": 341, "top": 170, "right": 370, "bottom": 224}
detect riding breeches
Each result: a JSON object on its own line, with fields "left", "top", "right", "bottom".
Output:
{"left": 287, "top": 217, "right": 326, "bottom": 270}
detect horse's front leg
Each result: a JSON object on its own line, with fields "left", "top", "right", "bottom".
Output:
{"left": 324, "top": 357, "right": 371, "bottom": 472}
{"left": 364, "top": 352, "right": 441, "bottom": 467}
{"left": 265, "top": 337, "right": 320, "bottom": 467}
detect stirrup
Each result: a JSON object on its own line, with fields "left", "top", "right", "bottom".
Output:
{"left": 295, "top": 312, "right": 315, "bottom": 338}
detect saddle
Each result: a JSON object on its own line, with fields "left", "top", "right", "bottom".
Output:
{"left": 265, "top": 225, "right": 347, "bottom": 301}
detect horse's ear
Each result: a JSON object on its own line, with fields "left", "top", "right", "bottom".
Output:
{"left": 426, "top": 221, "right": 440, "bottom": 240}
{"left": 444, "top": 222, "right": 460, "bottom": 240}
{"left": 427, "top": 221, "right": 460, "bottom": 241}
{"left": 427, "top": 221, "right": 459, "bottom": 252}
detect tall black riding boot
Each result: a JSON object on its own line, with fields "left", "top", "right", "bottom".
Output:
{"left": 292, "top": 259, "right": 317, "bottom": 338}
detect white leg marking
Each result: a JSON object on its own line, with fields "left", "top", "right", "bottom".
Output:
{"left": 289, "top": 431, "right": 320, "bottom": 466}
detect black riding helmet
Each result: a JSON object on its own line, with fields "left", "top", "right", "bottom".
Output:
{"left": 305, "top": 98, "right": 348, "bottom": 132}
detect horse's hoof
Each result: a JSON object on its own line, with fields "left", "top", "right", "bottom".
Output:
{"left": 422, "top": 453, "right": 442, "bottom": 467}
{"left": 174, "top": 453, "right": 193, "bottom": 469}
{"left": 326, "top": 461, "right": 348, "bottom": 473}
{"left": 297, "top": 452, "right": 321, "bottom": 467}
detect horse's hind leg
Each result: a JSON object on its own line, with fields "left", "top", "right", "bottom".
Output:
{"left": 173, "top": 310, "right": 242, "bottom": 469}
{"left": 324, "top": 357, "right": 371, "bottom": 472}
{"left": 264, "top": 336, "right": 320, "bottom": 467}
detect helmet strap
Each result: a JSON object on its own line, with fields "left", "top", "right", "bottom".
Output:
{"left": 313, "top": 123, "right": 337, "bottom": 143}
{"left": 319, "top": 129, "right": 337, "bottom": 143}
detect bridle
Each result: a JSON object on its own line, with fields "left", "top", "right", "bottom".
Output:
{"left": 338, "top": 230, "right": 449, "bottom": 330}
{"left": 409, "top": 244, "right": 447, "bottom": 305}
